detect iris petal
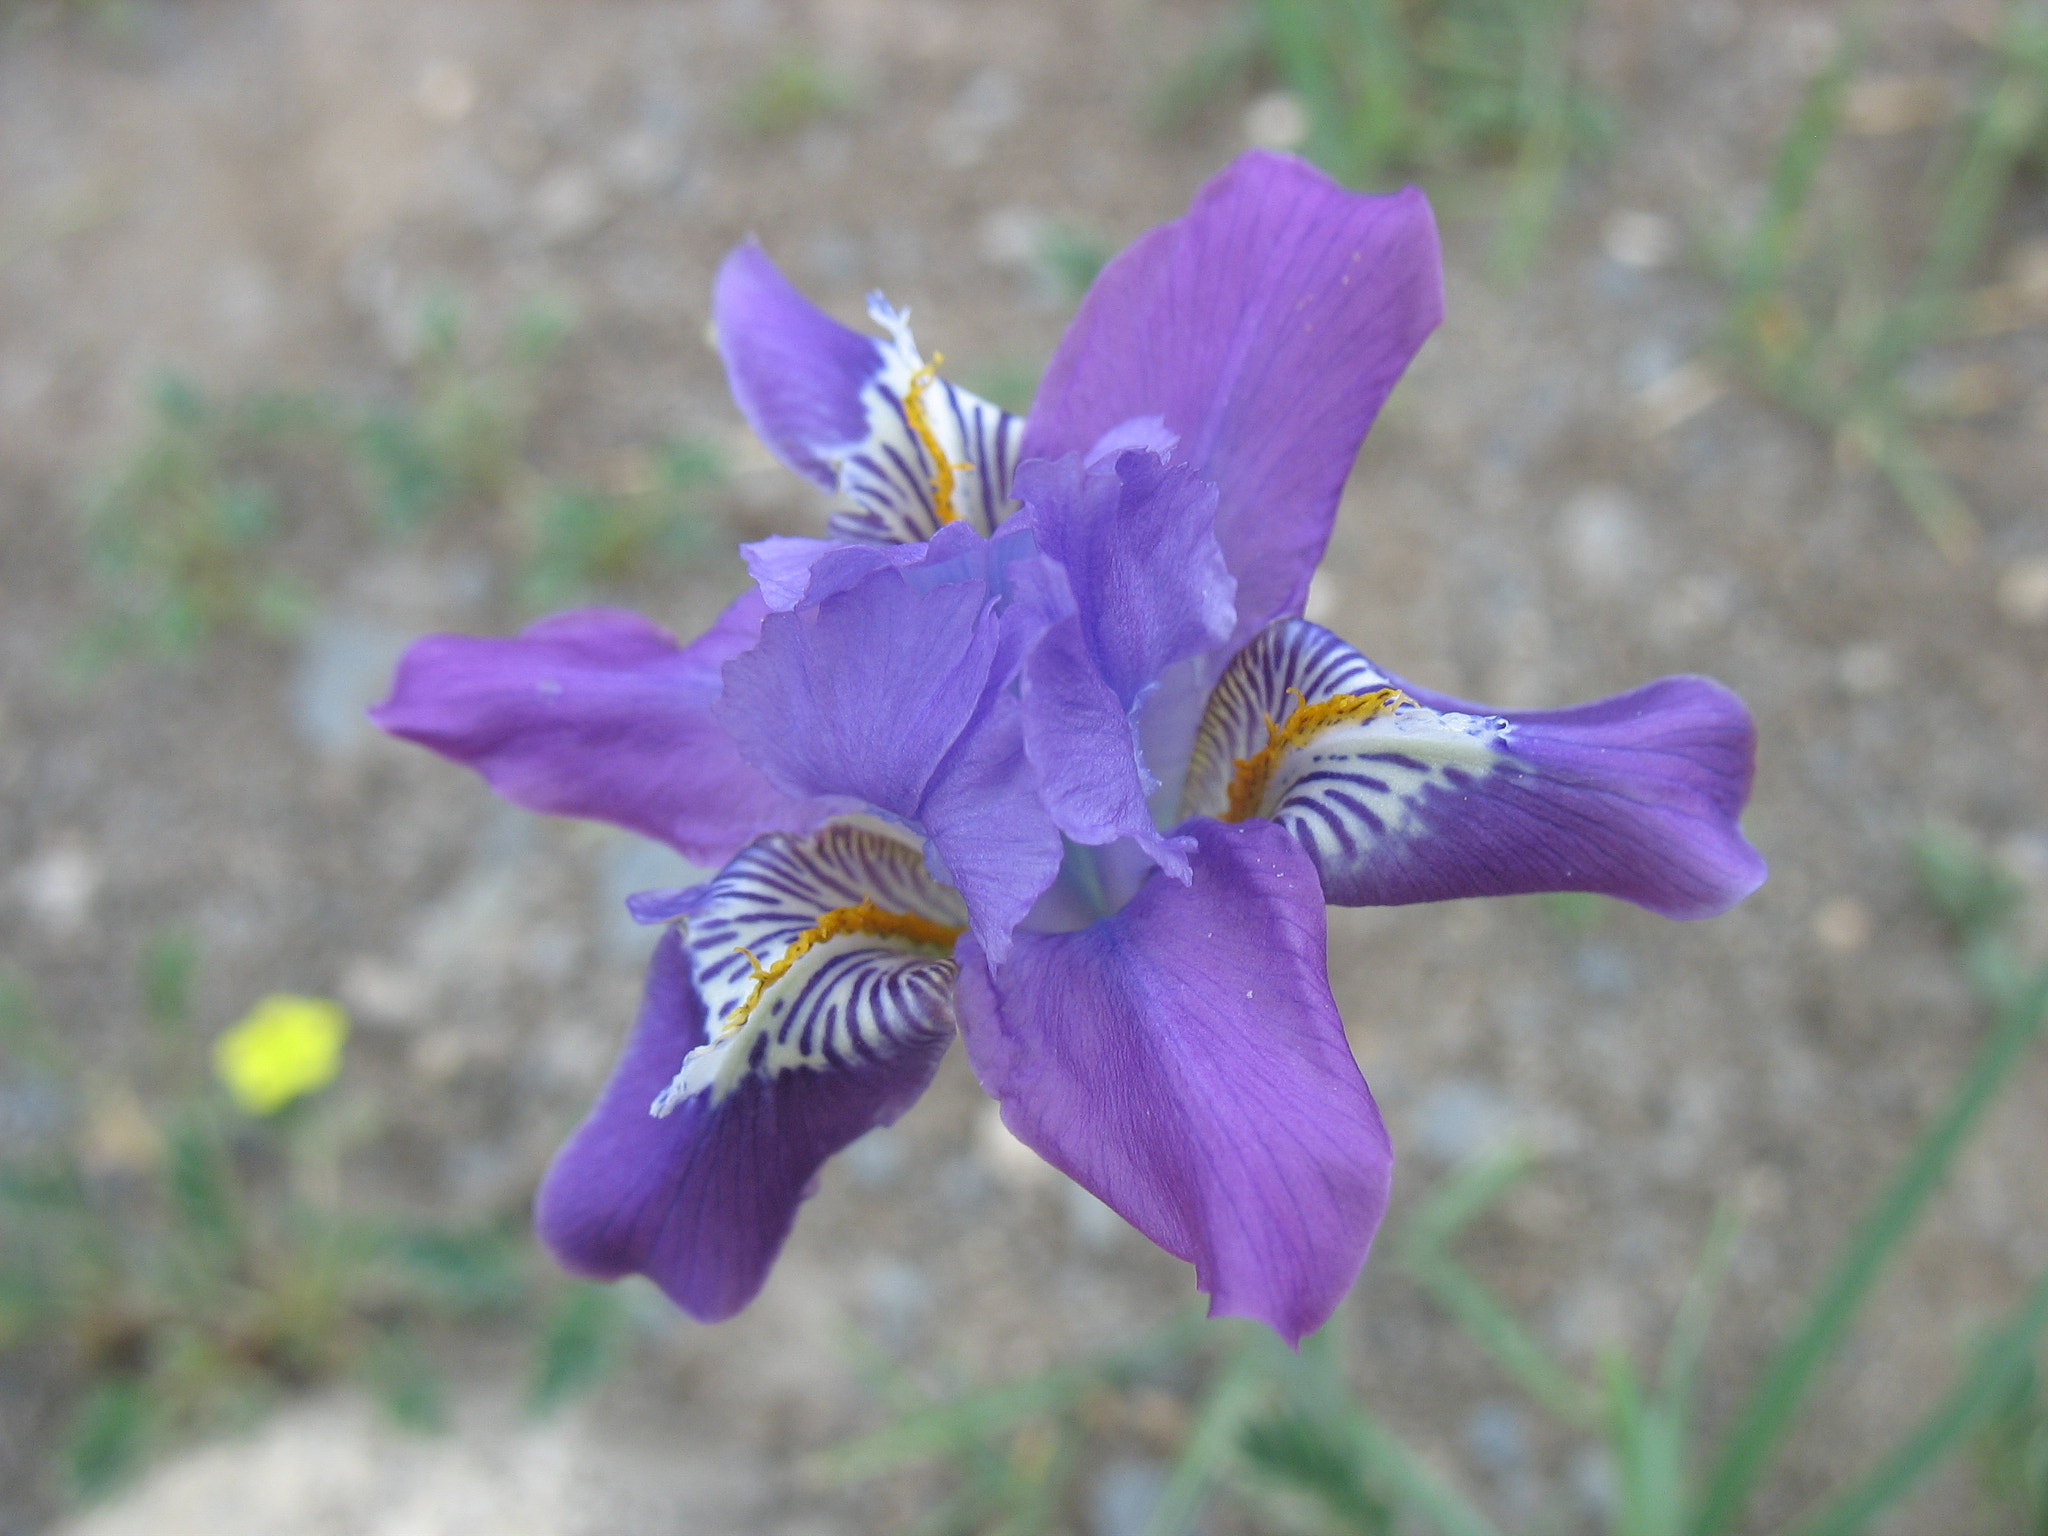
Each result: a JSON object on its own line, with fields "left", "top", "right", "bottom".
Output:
{"left": 955, "top": 818, "right": 1392, "bottom": 1345}
{"left": 1184, "top": 620, "right": 1766, "bottom": 919}
{"left": 370, "top": 595, "right": 819, "bottom": 865}
{"left": 535, "top": 927, "right": 951, "bottom": 1323}
{"left": 718, "top": 538, "right": 1064, "bottom": 957}
{"left": 1023, "top": 151, "right": 1442, "bottom": 643}
{"left": 1012, "top": 449, "right": 1236, "bottom": 876}
{"left": 714, "top": 243, "right": 1022, "bottom": 543}
{"left": 666, "top": 821, "right": 968, "bottom": 1044}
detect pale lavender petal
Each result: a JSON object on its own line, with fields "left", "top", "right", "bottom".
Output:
{"left": 742, "top": 535, "right": 849, "bottom": 611}
{"left": 1009, "top": 450, "right": 1233, "bottom": 875}
{"left": 1182, "top": 620, "right": 1765, "bottom": 919}
{"left": 923, "top": 676, "right": 1077, "bottom": 963}
{"left": 534, "top": 926, "right": 951, "bottom": 1322}
{"left": 954, "top": 818, "right": 1392, "bottom": 1344}
{"left": 1084, "top": 415, "right": 1177, "bottom": 464}
{"left": 718, "top": 545, "right": 1064, "bottom": 952}
{"left": 718, "top": 564, "right": 999, "bottom": 816}
{"left": 371, "top": 595, "right": 818, "bottom": 865}
{"left": 1021, "top": 615, "right": 1193, "bottom": 879}
{"left": 1014, "top": 451, "right": 1235, "bottom": 707}
{"left": 1023, "top": 151, "right": 1442, "bottom": 642}
{"left": 713, "top": 241, "right": 883, "bottom": 490}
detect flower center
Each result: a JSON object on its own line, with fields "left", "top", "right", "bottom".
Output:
{"left": 902, "top": 355, "right": 973, "bottom": 523}
{"left": 721, "top": 897, "right": 964, "bottom": 1039}
{"left": 1223, "top": 686, "right": 1408, "bottom": 823}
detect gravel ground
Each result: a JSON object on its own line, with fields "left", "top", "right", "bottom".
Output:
{"left": 4, "top": 1, "right": 2048, "bottom": 1532}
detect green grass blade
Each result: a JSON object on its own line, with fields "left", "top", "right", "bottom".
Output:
{"left": 1688, "top": 965, "right": 2048, "bottom": 1536}
{"left": 819, "top": 1311, "right": 1210, "bottom": 1481}
{"left": 1407, "top": 1253, "right": 1602, "bottom": 1428}
{"left": 1866, "top": 417, "right": 1979, "bottom": 563}
{"left": 1729, "top": 0, "right": 1879, "bottom": 310}
{"left": 1868, "top": 12, "right": 2048, "bottom": 376}
{"left": 1138, "top": 1347, "right": 1271, "bottom": 1536}
{"left": 1604, "top": 1350, "right": 1690, "bottom": 1536}
{"left": 1397, "top": 1150, "right": 1601, "bottom": 1427}
{"left": 821, "top": 1365, "right": 1092, "bottom": 1479}
{"left": 1401, "top": 1147, "right": 1541, "bottom": 1250}
{"left": 1490, "top": 0, "right": 1580, "bottom": 283}
{"left": 1657, "top": 1201, "right": 1744, "bottom": 1423}
{"left": 1342, "top": 1406, "right": 1507, "bottom": 1536}
{"left": 1789, "top": 1260, "right": 2048, "bottom": 1536}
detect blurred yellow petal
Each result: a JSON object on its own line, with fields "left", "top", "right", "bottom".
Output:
{"left": 213, "top": 994, "right": 349, "bottom": 1115}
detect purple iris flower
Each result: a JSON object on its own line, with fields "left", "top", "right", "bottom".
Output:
{"left": 372, "top": 152, "right": 1765, "bottom": 1344}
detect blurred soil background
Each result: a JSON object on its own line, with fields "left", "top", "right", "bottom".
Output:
{"left": 3, "top": 0, "right": 2048, "bottom": 1532}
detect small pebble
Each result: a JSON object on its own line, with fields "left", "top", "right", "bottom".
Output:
{"left": 1601, "top": 209, "right": 1678, "bottom": 271}
{"left": 1811, "top": 897, "right": 1872, "bottom": 954}
{"left": 1572, "top": 942, "right": 1634, "bottom": 997}
{"left": 1843, "top": 74, "right": 1950, "bottom": 135}
{"left": 1556, "top": 486, "right": 1647, "bottom": 591}
{"left": 1464, "top": 1401, "right": 1531, "bottom": 1475}
{"left": 1837, "top": 642, "right": 1898, "bottom": 697}
{"left": 1571, "top": 1446, "right": 1618, "bottom": 1520}
{"left": 1411, "top": 1078, "right": 1516, "bottom": 1164}
{"left": 1303, "top": 567, "right": 1342, "bottom": 624}
{"left": 1995, "top": 557, "right": 2048, "bottom": 628}
{"left": 861, "top": 1260, "right": 931, "bottom": 1345}
{"left": 841, "top": 1126, "right": 905, "bottom": 1188}
{"left": 976, "top": 205, "right": 1046, "bottom": 269}
{"left": 290, "top": 616, "right": 410, "bottom": 761}
{"left": 415, "top": 60, "right": 478, "bottom": 123}
{"left": 1088, "top": 1459, "right": 1169, "bottom": 1536}
{"left": 15, "top": 841, "right": 100, "bottom": 937}
{"left": 530, "top": 167, "right": 607, "bottom": 244}
{"left": 1243, "top": 91, "right": 1309, "bottom": 151}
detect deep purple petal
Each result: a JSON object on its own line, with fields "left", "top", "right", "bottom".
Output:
{"left": 954, "top": 818, "right": 1392, "bottom": 1344}
{"left": 534, "top": 928, "right": 950, "bottom": 1322}
{"left": 1342, "top": 674, "right": 1767, "bottom": 918}
{"left": 371, "top": 595, "right": 818, "bottom": 865}
{"left": 1023, "top": 151, "right": 1442, "bottom": 642}
{"left": 713, "top": 242, "right": 884, "bottom": 490}
{"left": 1182, "top": 620, "right": 1765, "bottom": 919}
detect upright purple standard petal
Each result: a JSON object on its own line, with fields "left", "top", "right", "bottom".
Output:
{"left": 535, "top": 925, "right": 954, "bottom": 1323}
{"left": 371, "top": 595, "right": 819, "bottom": 866}
{"left": 713, "top": 241, "right": 884, "bottom": 490}
{"left": 955, "top": 818, "right": 1392, "bottom": 1344}
{"left": 1023, "top": 151, "right": 1442, "bottom": 642}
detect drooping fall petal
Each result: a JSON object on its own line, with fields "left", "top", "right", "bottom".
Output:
{"left": 955, "top": 818, "right": 1391, "bottom": 1344}
{"left": 371, "top": 596, "right": 819, "bottom": 866}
